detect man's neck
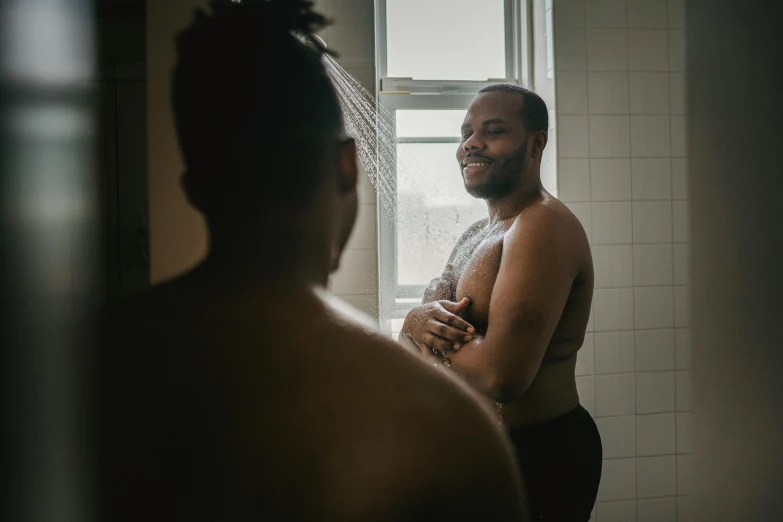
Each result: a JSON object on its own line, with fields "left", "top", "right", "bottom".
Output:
{"left": 203, "top": 217, "right": 332, "bottom": 289}
{"left": 485, "top": 172, "right": 545, "bottom": 224}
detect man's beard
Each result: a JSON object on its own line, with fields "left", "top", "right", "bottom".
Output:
{"left": 464, "top": 139, "right": 528, "bottom": 200}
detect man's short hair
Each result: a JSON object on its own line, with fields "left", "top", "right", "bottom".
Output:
{"left": 478, "top": 83, "right": 549, "bottom": 133}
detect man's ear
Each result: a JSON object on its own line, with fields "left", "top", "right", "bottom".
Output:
{"left": 336, "top": 138, "right": 358, "bottom": 193}
{"left": 531, "top": 130, "right": 548, "bottom": 160}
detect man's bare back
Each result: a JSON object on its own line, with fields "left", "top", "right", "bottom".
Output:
{"left": 434, "top": 193, "right": 592, "bottom": 428}
{"left": 98, "top": 269, "right": 527, "bottom": 521}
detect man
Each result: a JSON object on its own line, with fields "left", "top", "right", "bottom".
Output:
{"left": 94, "top": 2, "right": 527, "bottom": 521}
{"left": 400, "top": 84, "right": 602, "bottom": 521}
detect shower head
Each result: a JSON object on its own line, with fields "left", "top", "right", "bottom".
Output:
{"left": 296, "top": 32, "right": 327, "bottom": 52}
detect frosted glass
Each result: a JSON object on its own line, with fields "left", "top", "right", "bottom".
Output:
{"left": 396, "top": 143, "right": 487, "bottom": 286}
{"left": 386, "top": 0, "right": 506, "bottom": 81}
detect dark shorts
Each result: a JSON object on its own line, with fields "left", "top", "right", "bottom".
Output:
{"left": 508, "top": 404, "right": 602, "bottom": 522}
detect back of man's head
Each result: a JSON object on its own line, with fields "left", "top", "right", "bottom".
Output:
{"left": 172, "top": 0, "right": 344, "bottom": 215}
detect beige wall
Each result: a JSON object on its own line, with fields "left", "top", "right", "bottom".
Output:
{"left": 146, "top": 0, "right": 208, "bottom": 284}
{"left": 688, "top": 2, "right": 783, "bottom": 521}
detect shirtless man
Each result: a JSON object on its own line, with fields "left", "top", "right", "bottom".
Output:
{"left": 400, "top": 84, "right": 602, "bottom": 521}
{"left": 94, "top": 3, "right": 526, "bottom": 521}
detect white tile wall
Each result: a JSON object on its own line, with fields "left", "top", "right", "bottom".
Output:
{"left": 556, "top": 28, "right": 588, "bottom": 70}
{"left": 671, "top": 158, "right": 688, "bottom": 199}
{"left": 566, "top": 201, "right": 593, "bottom": 240}
{"left": 668, "top": 30, "right": 685, "bottom": 71}
{"left": 326, "top": 0, "right": 373, "bottom": 24}
{"left": 345, "top": 204, "right": 377, "bottom": 250}
{"left": 559, "top": 159, "right": 591, "bottom": 201}
{"left": 638, "top": 497, "right": 677, "bottom": 522}
{"left": 667, "top": 1, "right": 685, "bottom": 30}
{"left": 590, "top": 115, "right": 632, "bottom": 157}
{"left": 599, "top": 458, "right": 637, "bottom": 501}
{"left": 587, "top": 29, "right": 629, "bottom": 71}
{"left": 556, "top": 0, "right": 587, "bottom": 27}
{"left": 628, "top": 29, "right": 669, "bottom": 71}
{"left": 633, "top": 244, "right": 673, "bottom": 286}
{"left": 331, "top": 249, "right": 378, "bottom": 294}
{"left": 597, "top": 415, "right": 636, "bottom": 458}
{"left": 674, "top": 328, "right": 691, "bottom": 369}
{"left": 634, "top": 286, "right": 674, "bottom": 329}
{"left": 585, "top": 0, "right": 627, "bottom": 28}
{"left": 671, "top": 115, "right": 687, "bottom": 157}
{"left": 593, "top": 245, "right": 634, "bottom": 288}
{"left": 636, "top": 371, "right": 676, "bottom": 413}
{"left": 637, "top": 413, "right": 676, "bottom": 456}
{"left": 576, "top": 333, "right": 596, "bottom": 375}
{"left": 592, "top": 202, "right": 633, "bottom": 244}
{"left": 637, "top": 455, "right": 677, "bottom": 498}
{"left": 551, "top": 1, "right": 692, "bottom": 518}
{"left": 632, "top": 159, "right": 672, "bottom": 200}
{"left": 595, "top": 330, "right": 636, "bottom": 373}
{"left": 669, "top": 72, "right": 685, "bottom": 114}
{"left": 635, "top": 328, "right": 675, "bottom": 371}
{"left": 597, "top": 499, "right": 637, "bottom": 522}
{"left": 672, "top": 200, "right": 689, "bottom": 242}
{"left": 627, "top": 0, "right": 668, "bottom": 29}
{"left": 673, "top": 285, "right": 690, "bottom": 327}
{"left": 630, "top": 72, "right": 670, "bottom": 114}
{"left": 557, "top": 72, "right": 589, "bottom": 114}
{"left": 676, "top": 454, "right": 692, "bottom": 495}
{"left": 328, "top": 24, "right": 374, "bottom": 68}
{"left": 588, "top": 72, "right": 630, "bottom": 114}
{"left": 633, "top": 201, "right": 673, "bottom": 243}
{"left": 591, "top": 159, "right": 632, "bottom": 201}
{"left": 673, "top": 243, "right": 689, "bottom": 284}
{"left": 631, "top": 115, "right": 672, "bottom": 157}
{"left": 677, "top": 496, "right": 693, "bottom": 522}
{"left": 675, "top": 370, "right": 691, "bottom": 412}
{"left": 577, "top": 374, "right": 597, "bottom": 415}
{"left": 593, "top": 288, "right": 635, "bottom": 330}
{"left": 676, "top": 412, "right": 692, "bottom": 453}
{"left": 559, "top": 115, "right": 591, "bottom": 157}
{"left": 596, "top": 373, "right": 636, "bottom": 416}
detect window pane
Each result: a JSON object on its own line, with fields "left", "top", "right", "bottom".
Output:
{"left": 396, "top": 143, "right": 488, "bottom": 287}
{"left": 396, "top": 110, "right": 466, "bottom": 138}
{"left": 385, "top": 0, "right": 506, "bottom": 81}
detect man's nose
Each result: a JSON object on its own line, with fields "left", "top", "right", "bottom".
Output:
{"left": 463, "top": 133, "right": 484, "bottom": 150}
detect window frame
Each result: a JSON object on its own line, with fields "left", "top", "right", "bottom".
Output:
{"left": 374, "top": 0, "right": 533, "bottom": 334}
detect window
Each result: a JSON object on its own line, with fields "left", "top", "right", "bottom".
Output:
{"left": 375, "top": 0, "right": 531, "bottom": 336}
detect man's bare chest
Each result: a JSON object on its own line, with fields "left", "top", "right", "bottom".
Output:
{"left": 451, "top": 227, "right": 509, "bottom": 332}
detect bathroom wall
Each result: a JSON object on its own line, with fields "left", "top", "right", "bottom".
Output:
{"left": 551, "top": 1, "right": 690, "bottom": 520}
{"left": 316, "top": 0, "right": 381, "bottom": 320}
{"left": 147, "top": 0, "right": 208, "bottom": 283}
{"left": 688, "top": 3, "right": 783, "bottom": 520}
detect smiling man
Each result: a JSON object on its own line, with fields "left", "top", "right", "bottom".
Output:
{"left": 400, "top": 84, "right": 602, "bottom": 521}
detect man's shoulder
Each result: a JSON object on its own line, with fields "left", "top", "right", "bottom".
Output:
{"left": 512, "top": 196, "right": 588, "bottom": 242}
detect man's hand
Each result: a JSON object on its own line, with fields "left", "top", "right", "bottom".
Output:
{"left": 401, "top": 297, "right": 475, "bottom": 356}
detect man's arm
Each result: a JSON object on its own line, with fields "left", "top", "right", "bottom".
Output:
{"left": 442, "top": 209, "right": 577, "bottom": 403}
